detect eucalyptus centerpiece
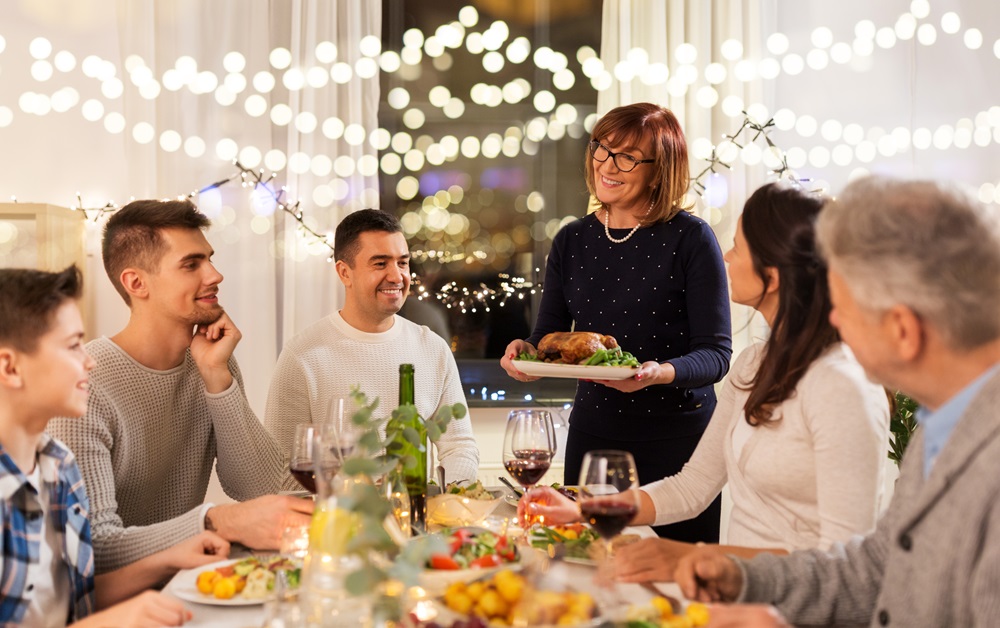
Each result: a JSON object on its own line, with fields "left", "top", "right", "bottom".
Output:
{"left": 303, "top": 385, "right": 466, "bottom": 625}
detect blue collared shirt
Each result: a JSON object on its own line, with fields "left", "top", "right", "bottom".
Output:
{"left": 0, "top": 435, "right": 95, "bottom": 626}
{"left": 917, "top": 363, "right": 1000, "bottom": 478}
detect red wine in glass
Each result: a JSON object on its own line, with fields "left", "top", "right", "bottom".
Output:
{"left": 289, "top": 462, "right": 317, "bottom": 494}
{"left": 580, "top": 497, "right": 639, "bottom": 539}
{"left": 504, "top": 450, "right": 553, "bottom": 486}
{"left": 503, "top": 410, "right": 557, "bottom": 527}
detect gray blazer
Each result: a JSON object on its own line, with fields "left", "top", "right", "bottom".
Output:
{"left": 736, "top": 368, "right": 1000, "bottom": 626}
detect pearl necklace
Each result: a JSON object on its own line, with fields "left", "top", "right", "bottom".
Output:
{"left": 602, "top": 199, "right": 654, "bottom": 244}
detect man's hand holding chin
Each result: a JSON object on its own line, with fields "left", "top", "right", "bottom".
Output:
{"left": 190, "top": 311, "right": 242, "bottom": 393}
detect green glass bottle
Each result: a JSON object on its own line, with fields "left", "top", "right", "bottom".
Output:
{"left": 388, "top": 363, "right": 427, "bottom": 534}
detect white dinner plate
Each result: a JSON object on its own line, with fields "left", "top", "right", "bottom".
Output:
{"left": 512, "top": 361, "right": 638, "bottom": 380}
{"left": 168, "top": 558, "right": 275, "bottom": 606}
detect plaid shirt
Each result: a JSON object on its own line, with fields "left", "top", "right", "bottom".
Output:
{"left": 0, "top": 435, "right": 94, "bottom": 626}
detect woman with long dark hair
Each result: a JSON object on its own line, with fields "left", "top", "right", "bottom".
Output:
{"left": 501, "top": 102, "right": 732, "bottom": 543}
{"left": 521, "top": 182, "right": 890, "bottom": 580}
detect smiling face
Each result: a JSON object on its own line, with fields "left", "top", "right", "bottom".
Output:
{"left": 591, "top": 134, "right": 658, "bottom": 217}
{"left": 143, "top": 227, "right": 225, "bottom": 327}
{"left": 17, "top": 300, "right": 95, "bottom": 421}
{"left": 336, "top": 230, "right": 411, "bottom": 332}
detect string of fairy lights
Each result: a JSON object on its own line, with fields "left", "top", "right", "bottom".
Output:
{"left": 48, "top": 110, "right": 797, "bottom": 312}
{"left": 6, "top": 1, "right": 993, "bottom": 310}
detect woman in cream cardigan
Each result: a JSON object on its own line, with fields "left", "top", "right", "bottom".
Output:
{"left": 519, "top": 182, "right": 891, "bottom": 582}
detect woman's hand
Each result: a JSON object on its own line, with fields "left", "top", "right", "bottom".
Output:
{"left": 613, "top": 537, "right": 693, "bottom": 583}
{"left": 516, "top": 486, "right": 580, "bottom": 525}
{"left": 592, "top": 360, "right": 675, "bottom": 392}
{"left": 500, "top": 339, "right": 541, "bottom": 382}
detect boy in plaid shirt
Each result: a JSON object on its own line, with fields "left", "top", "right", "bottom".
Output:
{"left": 0, "top": 266, "right": 227, "bottom": 627}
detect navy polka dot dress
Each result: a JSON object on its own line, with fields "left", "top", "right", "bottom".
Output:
{"left": 527, "top": 210, "right": 732, "bottom": 542}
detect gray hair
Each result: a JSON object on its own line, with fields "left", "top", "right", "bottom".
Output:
{"left": 817, "top": 176, "right": 1000, "bottom": 350}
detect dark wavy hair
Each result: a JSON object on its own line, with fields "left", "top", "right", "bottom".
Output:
{"left": 739, "top": 183, "right": 839, "bottom": 425}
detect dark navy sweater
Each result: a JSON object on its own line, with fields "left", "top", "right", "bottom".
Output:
{"left": 527, "top": 210, "right": 732, "bottom": 441}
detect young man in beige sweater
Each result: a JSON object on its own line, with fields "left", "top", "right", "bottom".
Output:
{"left": 49, "top": 199, "right": 311, "bottom": 574}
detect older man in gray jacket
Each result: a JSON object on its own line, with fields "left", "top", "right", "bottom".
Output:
{"left": 673, "top": 176, "right": 1000, "bottom": 627}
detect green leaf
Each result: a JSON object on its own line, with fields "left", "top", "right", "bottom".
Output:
{"left": 345, "top": 564, "right": 387, "bottom": 596}
{"left": 342, "top": 458, "right": 381, "bottom": 476}
{"left": 888, "top": 391, "right": 920, "bottom": 467}
{"left": 358, "top": 431, "right": 385, "bottom": 452}
{"left": 346, "top": 523, "right": 395, "bottom": 553}
{"left": 402, "top": 426, "right": 422, "bottom": 446}
{"left": 426, "top": 421, "right": 442, "bottom": 442}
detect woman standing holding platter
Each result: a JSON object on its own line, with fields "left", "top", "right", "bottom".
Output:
{"left": 500, "top": 102, "right": 732, "bottom": 543}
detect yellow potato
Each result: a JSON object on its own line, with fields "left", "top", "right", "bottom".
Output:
{"left": 196, "top": 571, "right": 219, "bottom": 595}
{"left": 494, "top": 572, "right": 524, "bottom": 604}
{"left": 212, "top": 577, "right": 236, "bottom": 600}
{"left": 477, "top": 589, "right": 509, "bottom": 619}
{"left": 686, "top": 602, "right": 710, "bottom": 627}
{"left": 444, "top": 590, "right": 474, "bottom": 615}
{"left": 652, "top": 595, "right": 675, "bottom": 618}
{"left": 466, "top": 581, "right": 486, "bottom": 601}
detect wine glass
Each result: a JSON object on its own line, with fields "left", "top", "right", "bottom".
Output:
{"left": 577, "top": 450, "right": 640, "bottom": 560}
{"left": 502, "top": 409, "right": 556, "bottom": 525}
{"left": 325, "top": 396, "right": 362, "bottom": 458}
{"left": 289, "top": 424, "right": 318, "bottom": 493}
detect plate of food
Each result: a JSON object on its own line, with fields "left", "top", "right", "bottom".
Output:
{"left": 621, "top": 596, "right": 712, "bottom": 627}
{"left": 513, "top": 332, "right": 640, "bottom": 380}
{"left": 426, "top": 569, "right": 602, "bottom": 628}
{"left": 169, "top": 556, "right": 300, "bottom": 606}
{"left": 427, "top": 481, "right": 505, "bottom": 528}
{"left": 528, "top": 523, "right": 601, "bottom": 564}
{"left": 419, "top": 528, "right": 522, "bottom": 594}
{"left": 528, "top": 523, "right": 641, "bottom": 565}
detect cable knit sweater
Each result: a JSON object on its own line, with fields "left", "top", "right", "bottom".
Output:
{"left": 264, "top": 312, "right": 480, "bottom": 486}
{"left": 642, "top": 342, "right": 891, "bottom": 551}
{"left": 47, "top": 338, "right": 284, "bottom": 573}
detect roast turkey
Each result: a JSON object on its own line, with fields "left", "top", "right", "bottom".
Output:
{"left": 536, "top": 331, "right": 619, "bottom": 365}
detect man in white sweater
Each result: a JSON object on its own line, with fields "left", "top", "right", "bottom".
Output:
{"left": 49, "top": 199, "right": 312, "bottom": 573}
{"left": 265, "top": 209, "right": 479, "bottom": 486}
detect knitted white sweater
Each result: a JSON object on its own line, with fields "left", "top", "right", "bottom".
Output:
{"left": 642, "top": 342, "right": 890, "bottom": 551}
{"left": 264, "top": 312, "right": 480, "bottom": 485}
{"left": 47, "top": 337, "right": 284, "bottom": 573}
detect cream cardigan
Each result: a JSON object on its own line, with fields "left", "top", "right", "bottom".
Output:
{"left": 641, "top": 341, "right": 890, "bottom": 551}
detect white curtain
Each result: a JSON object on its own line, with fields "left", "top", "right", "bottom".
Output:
{"left": 0, "top": 1, "right": 380, "bottom": 412}
{"left": 599, "top": 0, "right": 771, "bottom": 349}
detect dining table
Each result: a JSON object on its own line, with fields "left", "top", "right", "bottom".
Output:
{"left": 163, "top": 493, "right": 687, "bottom": 627}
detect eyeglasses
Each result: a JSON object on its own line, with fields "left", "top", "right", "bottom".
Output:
{"left": 589, "top": 140, "right": 655, "bottom": 173}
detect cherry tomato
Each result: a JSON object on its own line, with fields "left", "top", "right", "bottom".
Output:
{"left": 495, "top": 536, "right": 516, "bottom": 562}
{"left": 469, "top": 554, "right": 502, "bottom": 569}
{"left": 429, "top": 554, "right": 462, "bottom": 570}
